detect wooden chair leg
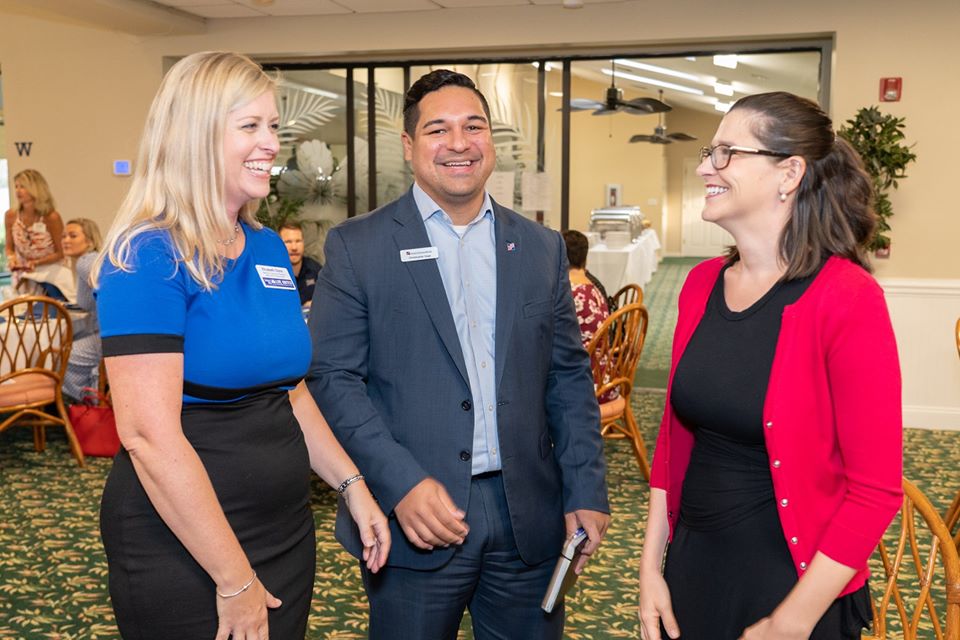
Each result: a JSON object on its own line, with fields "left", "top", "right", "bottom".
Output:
{"left": 625, "top": 408, "right": 650, "bottom": 482}
{"left": 33, "top": 425, "right": 46, "bottom": 452}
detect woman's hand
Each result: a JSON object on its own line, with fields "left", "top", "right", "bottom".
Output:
{"left": 215, "top": 576, "right": 282, "bottom": 640}
{"left": 344, "top": 480, "right": 391, "bottom": 573}
{"left": 637, "top": 564, "right": 680, "bottom": 640}
{"left": 739, "top": 615, "right": 810, "bottom": 640}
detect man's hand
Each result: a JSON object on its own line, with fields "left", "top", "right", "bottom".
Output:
{"left": 394, "top": 477, "right": 469, "bottom": 550}
{"left": 564, "top": 509, "right": 610, "bottom": 574}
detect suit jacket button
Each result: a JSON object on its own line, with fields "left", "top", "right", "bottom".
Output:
{"left": 461, "top": 400, "right": 472, "bottom": 411}
{"left": 459, "top": 451, "right": 471, "bottom": 462}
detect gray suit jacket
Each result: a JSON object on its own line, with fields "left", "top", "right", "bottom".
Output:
{"left": 307, "top": 189, "right": 609, "bottom": 569}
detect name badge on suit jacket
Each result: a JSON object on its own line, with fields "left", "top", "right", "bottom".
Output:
{"left": 400, "top": 247, "right": 439, "bottom": 263}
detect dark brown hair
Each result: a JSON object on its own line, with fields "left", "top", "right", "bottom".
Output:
{"left": 403, "top": 69, "right": 491, "bottom": 137}
{"left": 727, "top": 91, "right": 877, "bottom": 277}
{"left": 279, "top": 221, "right": 303, "bottom": 233}
{"left": 562, "top": 230, "right": 589, "bottom": 269}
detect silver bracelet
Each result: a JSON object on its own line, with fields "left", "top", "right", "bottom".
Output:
{"left": 216, "top": 571, "right": 257, "bottom": 599}
{"left": 337, "top": 473, "right": 364, "bottom": 495}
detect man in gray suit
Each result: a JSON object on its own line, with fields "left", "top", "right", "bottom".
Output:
{"left": 307, "top": 69, "right": 609, "bottom": 639}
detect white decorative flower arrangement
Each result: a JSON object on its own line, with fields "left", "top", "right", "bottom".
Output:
{"left": 276, "top": 139, "right": 368, "bottom": 211}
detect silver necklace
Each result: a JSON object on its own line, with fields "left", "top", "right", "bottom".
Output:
{"left": 217, "top": 223, "right": 241, "bottom": 246}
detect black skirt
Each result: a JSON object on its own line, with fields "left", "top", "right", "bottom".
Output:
{"left": 100, "top": 389, "right": 316, "bottom": 639}
{"left": 662, "top": 500, "right": 872, "bottom": 640}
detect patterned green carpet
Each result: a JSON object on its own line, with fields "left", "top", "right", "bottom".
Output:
{"left": 634, "top": 257, "right": 700, "bottom": 389}
{"left": 1, "top": 257, "right": 957, "bottom": 639}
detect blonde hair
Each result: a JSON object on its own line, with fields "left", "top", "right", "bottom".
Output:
{"left": 65, "top": 218, "right": 103, "bottom": 253}
{"left": 13, "top": 169, "right": 57, "bottom": 217}
{"left": 93, "top": 51, "right": 275, "bottom": 289}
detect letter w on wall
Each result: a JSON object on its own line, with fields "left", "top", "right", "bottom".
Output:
{"left": 14, "top": 142, "right": 32, "bottom": 157}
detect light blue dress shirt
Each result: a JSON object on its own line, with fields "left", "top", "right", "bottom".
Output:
{"left": 412, "top": 183, "right": 500, "bottom": 475}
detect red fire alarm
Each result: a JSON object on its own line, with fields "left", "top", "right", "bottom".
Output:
{"left": 879, "top": 77, "right": 902, "bottom": 102}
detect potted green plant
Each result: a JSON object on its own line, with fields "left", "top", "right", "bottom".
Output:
{"left": 838, "top": 106, "right": 917, "bottom": 253}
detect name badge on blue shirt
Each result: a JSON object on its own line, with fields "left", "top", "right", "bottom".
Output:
{"left": 255, "top": 265, "right": 296, "bottom": 290}
{"left": 400, "top": 247, "right": 439, "bottom": 263}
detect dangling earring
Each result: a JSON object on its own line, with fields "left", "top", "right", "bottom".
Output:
{"left": 778, "top": 192, "right": 788, "bottom": 202}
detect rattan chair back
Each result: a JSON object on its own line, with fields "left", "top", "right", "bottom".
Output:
{"left": 611, "top": 283, "right": 643, "bottom": 312}
{"left": 867, "top": 478, "right": 960, "bottom": 639}
{"left": 0, "top": 295, "right": 84, "bottom": 466}
{"left": 585, "top": 302, "right": 650, "bottom": 479}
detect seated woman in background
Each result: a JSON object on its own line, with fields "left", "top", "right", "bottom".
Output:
{"left": 563, "top": 229, "right": 610, "bottom": 348}
{"left": 3, "top": 169, "right": 76, "bottom": 303}
{"left": 563, "top": 230, "right": 617, "bottom": 403}
{"left": 61, "top": 218, "right": 103, "bottom": 401}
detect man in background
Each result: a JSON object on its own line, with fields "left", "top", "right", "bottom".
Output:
{"left": 279, "top": 221, "right": 322, "bottom": 307}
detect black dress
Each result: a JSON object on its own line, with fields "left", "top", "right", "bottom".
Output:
{"left": 662, "top": 263, "right": 871, "bottom": 640}
{"left": 100, "top": 391, "right": 315, "bottom": 638}
{"left": 96, "top": 226, "right": 317, "bottom": 638}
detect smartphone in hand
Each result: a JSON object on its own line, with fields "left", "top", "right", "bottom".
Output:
{"left": 541, "top": 528, "right": 588, "bottom": 613}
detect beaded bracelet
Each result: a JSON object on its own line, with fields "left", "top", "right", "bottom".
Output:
{"left": 217, "top": 571, "right": 257, "bottom": 599}
{"left": 337, "top": 473, "right": 364, "bottom": 495}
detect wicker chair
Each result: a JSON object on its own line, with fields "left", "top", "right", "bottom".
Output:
{"left": 955, "top": 317, "right": 959, "bottom": 361}
{"left": 866, "top": 478, "right": 959, "bottom": 639}
{"left": 0, "top": 296, "right": 84, "bottom": 466}
{"left": 948, "top": 490, "right": 960, "bottom": 553}
{"left": 585, "top": 302, "right": 650, "bottom": 480}
{"left": 950, "top": 318, "right": 960, "bottom": 549}
{"left": 611, "top": 283, "right": 643, "bottom": 311}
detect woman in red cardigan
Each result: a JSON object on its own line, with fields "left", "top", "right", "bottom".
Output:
{"left": 637, "top": 92, "right": 902, "bottom": 640}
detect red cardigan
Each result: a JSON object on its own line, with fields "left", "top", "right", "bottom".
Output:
{"left": 650, "top": 256, "right": 903, "bottom": 596}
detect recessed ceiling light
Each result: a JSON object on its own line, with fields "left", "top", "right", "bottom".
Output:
{"left": 714, "top": 100, "right": 732, "bottom": 113}
{"left": 615, "top": 59, "right": 700, "bottom": 82}
{"left": 713, "top": 80, "right": 734, "bottom": 96}
{"left": 562, "top": 0, "right": 584, "bottom": 8}
{"left": 713, "top": 54, "right": 738, "bottom": 70}
{"left": 601, "top": 68, "right": 704, "bottom": 96}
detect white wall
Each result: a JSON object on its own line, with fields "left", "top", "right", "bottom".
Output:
{"left": 882, "top": 280, "right": 960, "bottom": 431}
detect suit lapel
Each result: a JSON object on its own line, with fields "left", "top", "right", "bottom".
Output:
{"left": 392, "top": 191, "right": 470, "bottom": 388}
{"left": 494, "top": 202, "right": 520, "bottom": 390}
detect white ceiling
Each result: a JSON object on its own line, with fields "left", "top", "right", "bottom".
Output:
{"left": 148, "top": 1, "right": 821, "bottom": 114}
{"left": 0, "top": 0, "right": 821, "bottom": 115}
{"left": 153, "top": 0, "right": 625, "bottom": 19}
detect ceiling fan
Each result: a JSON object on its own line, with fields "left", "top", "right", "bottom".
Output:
{"left": 568, "top": 60, "right": 671, "bottom": 116}
{"left": 629, "top": 91, "right": 697, "bottom": 144}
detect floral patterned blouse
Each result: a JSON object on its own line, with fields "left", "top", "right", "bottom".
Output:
{"left": 571, "top": 282, "right": 618, "bottom": 403}
{"left": 13, "top": 214, "right": 56, "bottom": 262}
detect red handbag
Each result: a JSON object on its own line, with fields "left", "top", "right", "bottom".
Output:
{"left": 68, "top": 389, "right": 121, "bottom": 457}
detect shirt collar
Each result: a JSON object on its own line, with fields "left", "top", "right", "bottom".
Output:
{"left": 412, "top": 182, "right": 494, "bottom": 226}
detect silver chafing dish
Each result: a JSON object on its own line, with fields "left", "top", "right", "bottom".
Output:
{"left": 588, "top": 206, "right": 646, "bottom": 243}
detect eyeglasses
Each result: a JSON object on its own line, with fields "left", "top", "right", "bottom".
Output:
{"left": 699, "top": 144, "right": 792, "bottom": 170}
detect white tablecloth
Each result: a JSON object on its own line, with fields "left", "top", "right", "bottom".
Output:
{"left": 586, "top": 229, "right": 661, "bottom": 294}
{"left": 0, "top": 311, "right": 81, "bottom": 376}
